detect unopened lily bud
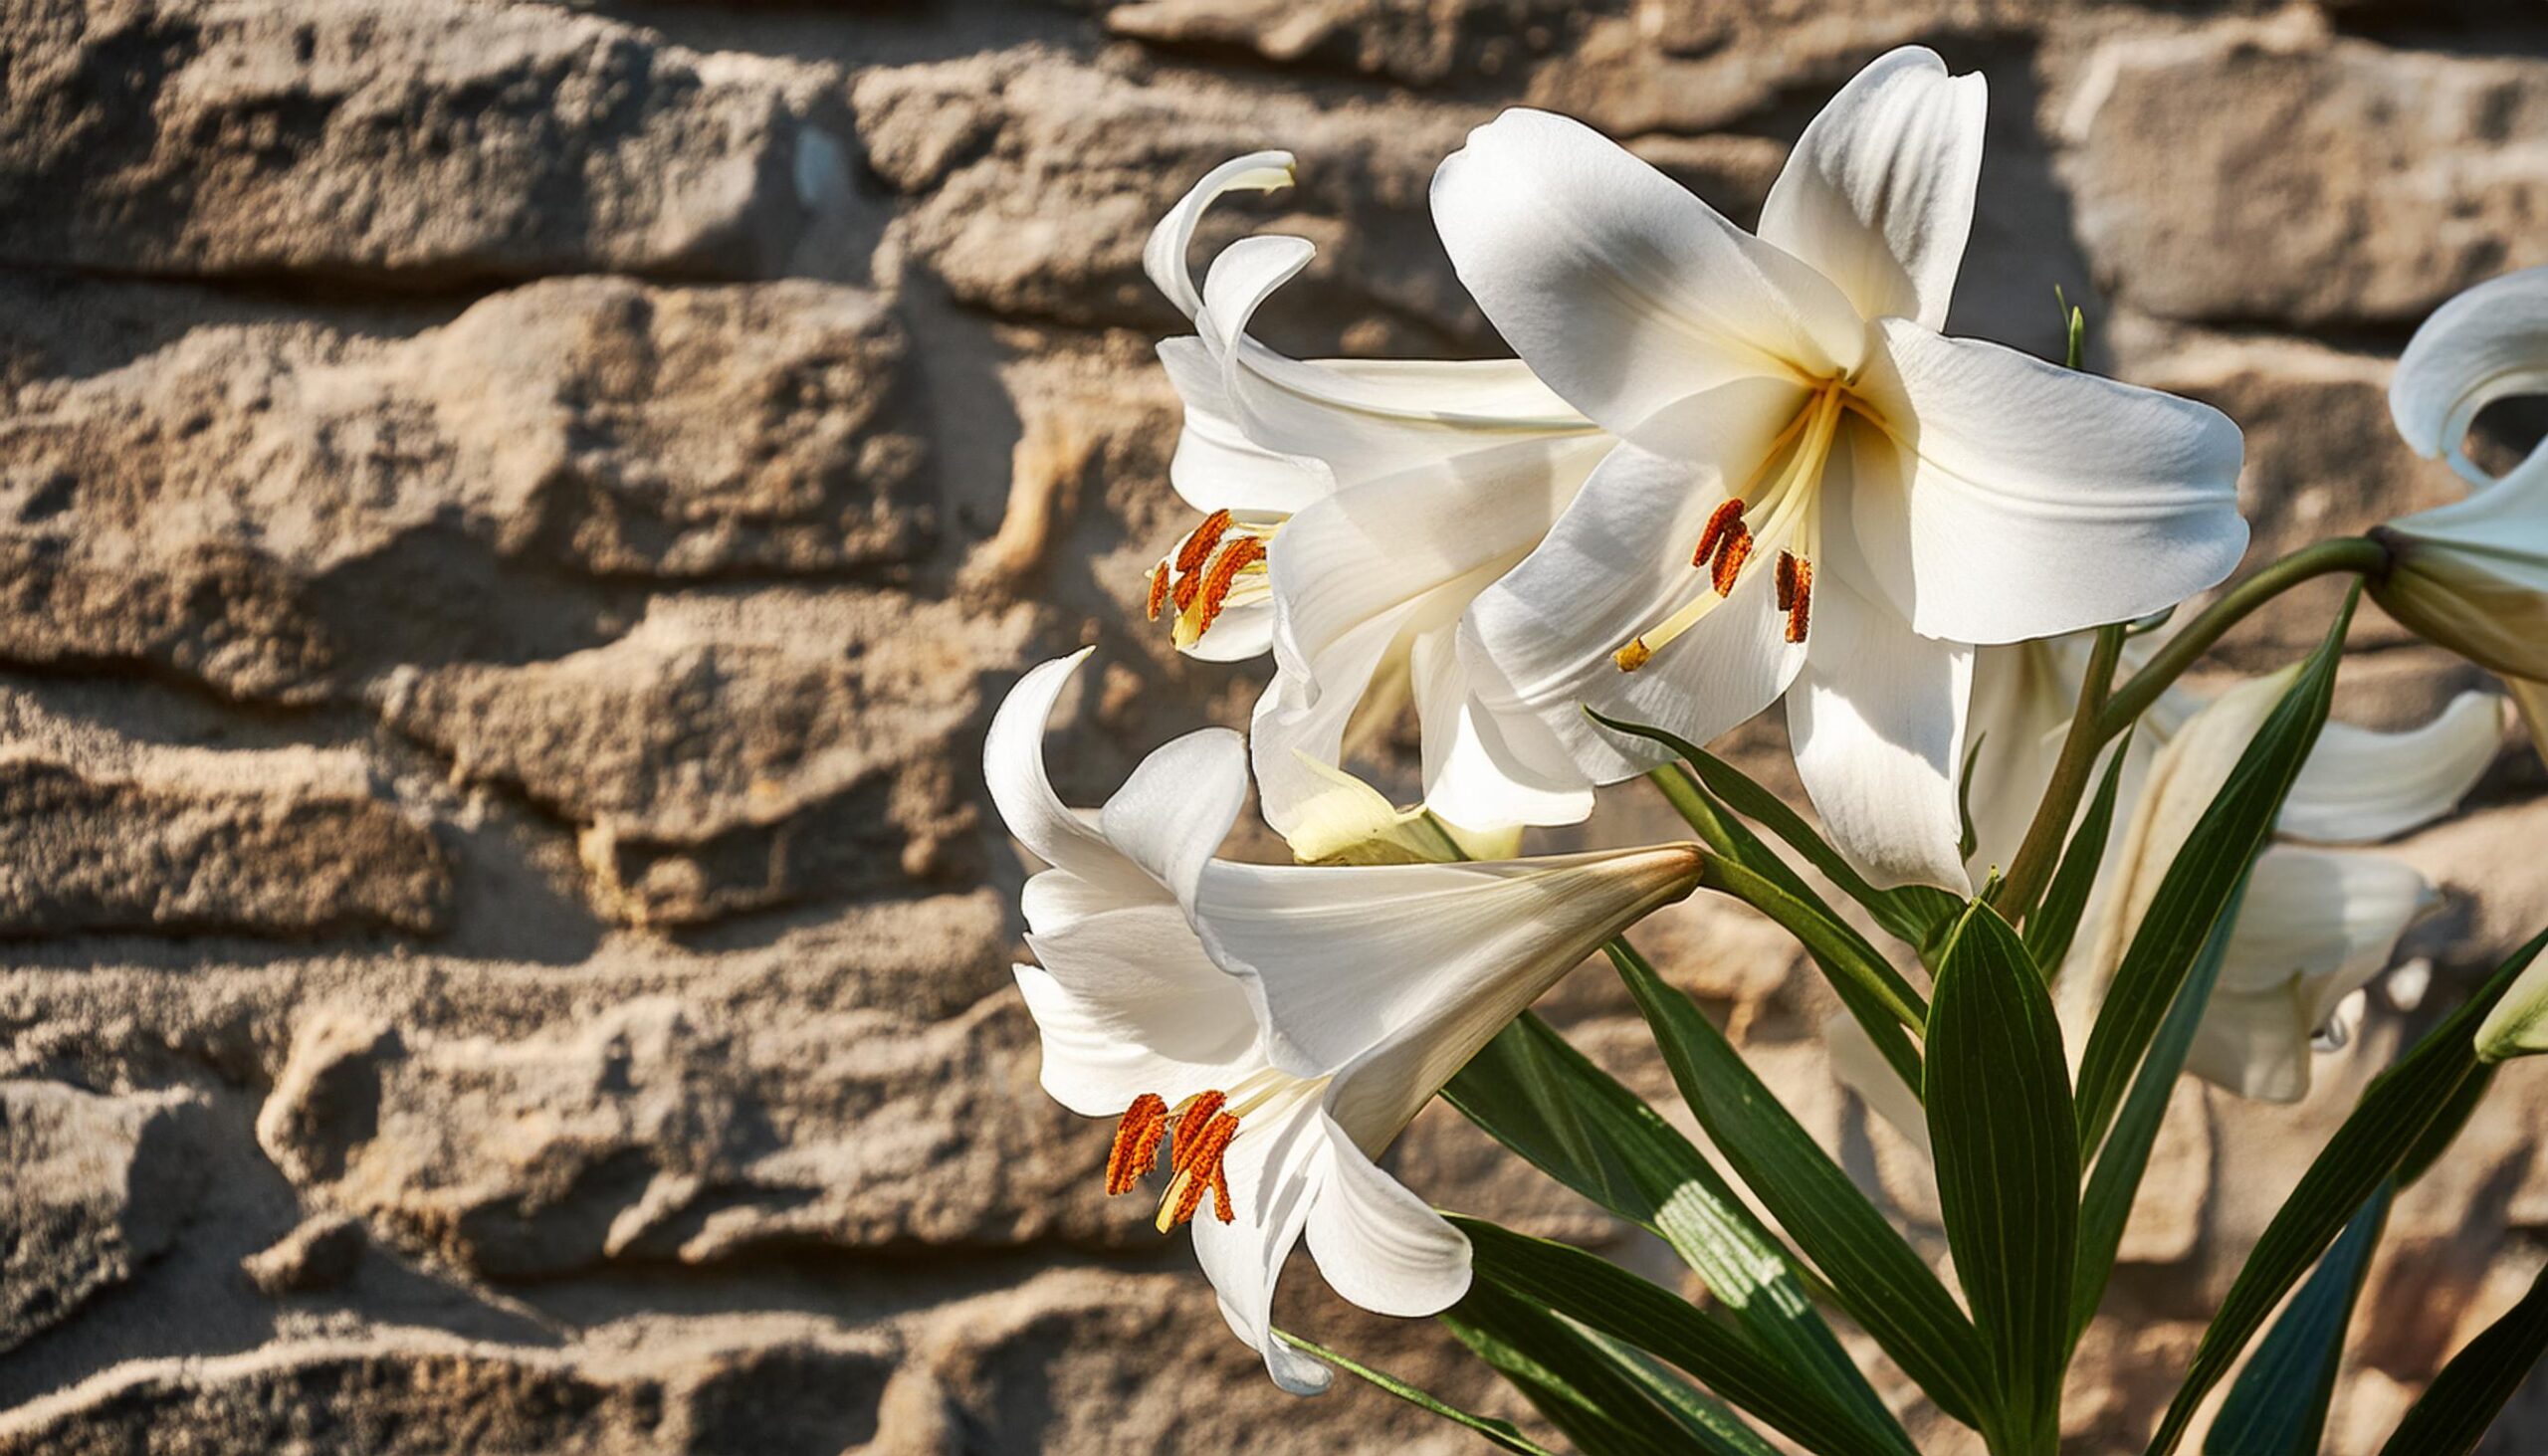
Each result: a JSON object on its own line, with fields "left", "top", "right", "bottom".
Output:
{"left": 2370, "top": 523, "right": 2548, "bottom": 683}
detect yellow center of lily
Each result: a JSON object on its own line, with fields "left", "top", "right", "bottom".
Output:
{"left": 1617, "top": 376, "right": 1875, "bottom": 670}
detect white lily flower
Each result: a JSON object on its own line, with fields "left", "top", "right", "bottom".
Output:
{"left": 2380, "top": 265, "right": 2548, "bottom": 754}
{"left": 1139, "top": 154, "right": 1616, "bottom": 837}
{"left": 1432, "top": 47, "right": 2248, "bottom": 890}
{"left": 990, "top": 651, "right": 1703, "bottom": 1392}
{"left": 1840, "top": 641, "right": 2501, "bottom": 1125}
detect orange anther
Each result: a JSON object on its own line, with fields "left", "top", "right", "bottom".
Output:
{"left": 1174, "top": 509, "right": 1234, "bottom": 575}
{"left": 1107, "top": 1093, "right": 1170, "bottom": 1196}
{"left": 1782, "top": 554, "right": 1813, "bottom": 643}
{"left": 1693, "top": 499, "right": 1747, "bottom": 569}
{"left": 1146, "top": 562, "right": 1171, "bottom": 621}
{"left": 1191, "top": 536, "right": 1266, "bottom": 640}
{"left": 1711, "top": 526, "right": 1753, "bottom": 597}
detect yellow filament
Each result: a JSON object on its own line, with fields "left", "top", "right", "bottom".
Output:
{"left": 1618, "top": 383, "right": 1844, "bottom": 671}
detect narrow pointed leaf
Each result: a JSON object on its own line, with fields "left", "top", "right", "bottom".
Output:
{"left": 1925, "top": 904, "right": 2077, "bottom": 1455}
{"left": 1275, "top": 1327, "right": 1557, "bottom": 1456}
{"left": 1647, "top": 763, "right": 1926, "bottom": 1090}
{"left": 2072, "top": 874, "right": 2250, "bottom": 1348}
{"left": 2024, "top": 728, "right": 2133, "bottom": 974}
{"left": 1600, "top": 709, "right": 1961, "bottom": 948}
{"left": 2078, "top": 590, "right": 2357, "bottom": 1155}
{"left": 1579, "top": 1329, "right": 1787, "bottom": 1456}
{"left": 2144, "top": 928, "right": 2548, "bottom": 1456}
{"left": 2203, "top": 1183, "right": 2392, "bottom": 1456}
{"left": 1445, "top": 1014, "right": 1906, "bottom": 1447}
{"left": 1611, "top": 941, "right": 1995, "bottom": 1429}
{"left": 1459, "top": 1219, "right": 1919, "bottom": 1456}
{"left": 2375, "top": 1253, "right": 2548, "bottom": 1456}
{"left": 1442, "top": 1285, "right": 1748, "bottom": 1456}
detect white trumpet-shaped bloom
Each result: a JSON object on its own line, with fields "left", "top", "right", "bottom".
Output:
{"left": 990, "top": 651, "right": 1702, "bottom": 1392}
{"left": 2381, "top": 265, "right": 2548, "bottom": 751}
{"left": 1838, "top": 641, "right": 2502, "bottom": 1126}
{"left": 1434, "top": 47, "right": 2247, "bottom": 890}
{"left": 1140, "top": 153, "right": 1615, "bottom": 836}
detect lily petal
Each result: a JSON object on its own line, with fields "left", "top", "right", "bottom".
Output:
{"left": 1302, "top": 1121, "right": 1473, "bottom": 1317}
{"left": 1190, "top": 1096, "right": 1335, "bottom": 1395}
{"left": 1408, "top": 626, "right": 1596, "bottom": 832}
{"left": 1013, "top": 907, "right": 1260, "bottom": 1117}
{"left": 986, "top": 651, "right": 1158, "bottom": 898}
{"left": 1855, "top": 319, "right": 2248, "bottom": 645}
{"left": 1459, "top": 418, "right": 1813, "bottom": 785}
{"left": 1099, "top": 726, "right": 1252, "bottom": 906}
{"left": 2281, "top": 691, "right": 2506, "bottom": 844}
{"left": 1758, "top": 46, "right": 1986, "bottom": 331}
{"left": 1252, "top": 602, "right": 1423, "bottom": 844}
{"left": 1159, "top": 337, "right": 1334, "bottom": 517}
{"left": 2191, "top": 846, "right": 2435, "bottom": 1102}
{"left": 2388, "top": 263, "right": 2548, "bottom": 489}
{"left": 1145, "top": 149, "right": 1298, "bottom": 321}
{"left": 1194, "top": 846, "right": 1705, "bottom": 1116}
{"left": 1430, "top": 107, "right": 1866, "bottom": 446}
{"left": 1787, "top": 575, "right": 1974, "bottom": 892}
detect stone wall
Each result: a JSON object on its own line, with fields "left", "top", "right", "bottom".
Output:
{"left": 0, "top": 1, "right": 2543, "bottom": 1452}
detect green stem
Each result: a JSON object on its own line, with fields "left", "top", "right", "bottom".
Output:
{"left": 1992, "top": 622, "right": 2124, "bottom": 923}
{"left": 2093, "top": 536, "right": 2392, "bottom": 740}
{"left": 1990, "top": 536, "right": 2391, "bottom": 926}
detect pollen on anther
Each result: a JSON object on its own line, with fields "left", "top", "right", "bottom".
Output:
{"left": 1175, "top": 509, "right": 1233, "bottom": 575}
{"left": 1693, "top": 499, "right": 1747, "bottom": 569}
{"left": 1107, "top": 1093, "right": 1169, "bottom": 1196}
{"left": 1146, "top": 563, "right": 1171, "bottom": 621}
{"left": 1170, "top": 1090, "right": 1227, "bottom": 1168}
{"left": 1191, "top": 536, "right": 1266, "bottom": 640}
{"left": 1165, "top": 1113, "right": 1240, "bottom": 1226}
{"left": 1783, "top": 555, "right": 1814, "bottom": 644}
{"left": 1711, "top": 527, "right": 1754, "bottom": 597}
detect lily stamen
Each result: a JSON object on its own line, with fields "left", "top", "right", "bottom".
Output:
{"left": 1190, "top": 535, "right": 1267, "bottom": 641}
{"left": 1106, "top": 1093, "right": 1170, "bottom": 1195}
{"left": 1777, "top": 551, "right": 1814, "bottom": 644}
{"left": 1693, "top": 499, "right": 1747, "bottom": 568}
{"left": 1176, "top": 509, "right": 1233, "bottom": 575}
{"left": 1617, "top": 382, "right": 1844, "bottom": 672}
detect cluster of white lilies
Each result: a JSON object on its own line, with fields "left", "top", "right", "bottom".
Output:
{"left": 989, "top": 45, "right": 2548, "bottom": 1439}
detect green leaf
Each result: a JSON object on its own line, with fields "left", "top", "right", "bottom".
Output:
{"left": 1601, "top": 709, "right": 1962, "bottom": 950}
{"left": 1458, "top": 1219, "right": 1917, "bottom": 1456}
{"left": 1445, "top": 1015, "right": 1905, "bottom": 1447}
{"left": 2023, "top": 728, "right": 2133, "bottom": 975}
{"left": 2203, "top": 1183, "right": 2392, "bottom": 1456}
{"left": 1579, "top": 1328, "right": 1788, "bottom": 1456}
{"left": 2375, "top": 1251, "right": 2548, "bottom": 1456}
{"left": 2477, "top": 946, "right": 2548, "bottom": 1060}
{"left": 1274, "top": 1326, "right": 1557, "bottom": 1456}
{"left": 1925, "top": 904, "right": 2077, "bottom": 1455}
{"left": 1703, "top": 855, "right": 1928, "bottom": 1031}
{"left": 2076, "top": 590, "right": 2357, "bottom": 1156}
{"left": 2072, "top": 873, "right": 2250, "bottom": 1349}
{"left": 1442, "top": 1284, "right": 1746, "bottom": 1456}
{"left": 2143, "top": 928, "right": 2548, "bottom": 1456}
{"left": 1645, "top": 762, "right": 1926, "bottom": 1092}
{"left": 1610, "top": 941, "right": 1996, "bottom": 1430}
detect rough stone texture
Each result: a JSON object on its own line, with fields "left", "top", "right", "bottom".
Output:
{"left": 0, "top": 1083, "right": 208, "bottom": 1356}
{"left": 0, "top": 691, "right": 448, "bottom": 937}
{"left": 0, "top": 0, "right": 865, "bottom": 286}
{"left": 0, "top": 1, "right": 2542, "bottom": 1453}
{"left": 2062, "top": 14, "right": 2548, "bottom": 327}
